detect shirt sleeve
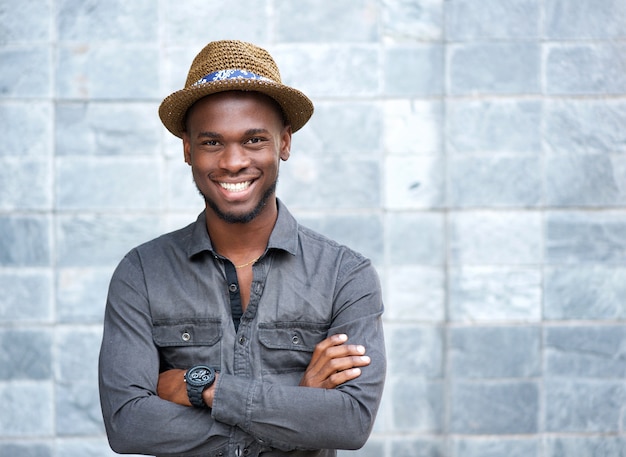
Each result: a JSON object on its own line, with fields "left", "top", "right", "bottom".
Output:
{"left": 211, "top": 256, "right": 387, "bottom": 452}
{"left": 98, "top": 250, "right": 231, "bottom": 456}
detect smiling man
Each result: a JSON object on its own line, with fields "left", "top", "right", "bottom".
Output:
{"left": 98, "top": 40, "right": 386, "bottom": 457}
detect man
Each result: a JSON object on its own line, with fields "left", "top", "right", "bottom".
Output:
{"left": 99, "top": 40, "right": 386, "bottom": 457}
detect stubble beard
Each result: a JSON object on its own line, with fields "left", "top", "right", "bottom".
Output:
{"left": 196, "top": 179, "right": 278, "bottom": 224}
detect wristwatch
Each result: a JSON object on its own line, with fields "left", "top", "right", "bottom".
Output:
{"left": 184, "top": 365, "right": 216, "bottom": 408}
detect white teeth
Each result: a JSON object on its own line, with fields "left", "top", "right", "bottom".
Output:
{"left": 219, "top": 181, "right": 251, "bottom": 192}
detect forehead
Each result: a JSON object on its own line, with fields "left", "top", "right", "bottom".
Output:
{"left": 185, "top": 91, "right": 285, "bottom": 127}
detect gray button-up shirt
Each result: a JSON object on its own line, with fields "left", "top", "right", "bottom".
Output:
{"left": 99, "top": 201, "right": 386, "bottom": 457}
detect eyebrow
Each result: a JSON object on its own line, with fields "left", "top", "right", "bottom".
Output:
{"left": 196, "top": 128, "right": 271, "bottom": 140}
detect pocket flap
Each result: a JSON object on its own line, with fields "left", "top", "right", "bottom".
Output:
{"left": 153, "top": 318, "right": 222, "bottom": 347}
{"left": 258, "top": 322, "right": 327, "bottom": 352}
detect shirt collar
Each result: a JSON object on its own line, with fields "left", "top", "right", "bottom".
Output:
{"left": 185, "top": 199, "right": 298, "bottom": 258}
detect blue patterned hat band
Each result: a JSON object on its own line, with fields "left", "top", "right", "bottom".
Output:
{"left": 194, "top": 69, "right": 275, "bottom": 86}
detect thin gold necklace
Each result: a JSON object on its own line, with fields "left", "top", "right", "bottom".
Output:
{"left": 234, "top": 255, "right": 261, "bottom": 269}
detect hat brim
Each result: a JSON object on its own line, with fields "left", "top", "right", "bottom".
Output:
{"left": 159, "top": 78, "right": 314, "bottom": 138}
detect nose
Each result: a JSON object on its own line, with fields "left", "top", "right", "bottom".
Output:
{"left": 218, "top": 144, "right": 250, "bottom": 172}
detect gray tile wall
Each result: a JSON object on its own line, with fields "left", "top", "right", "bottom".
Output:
{"left": 1, "top": 1, "right": 625, "bottom": 456}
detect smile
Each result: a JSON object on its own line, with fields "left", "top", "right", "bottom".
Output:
{"left": 219, "top": 181, "right": 252, "bottom": 192}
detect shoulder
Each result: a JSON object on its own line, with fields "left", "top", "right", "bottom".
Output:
{"left": 295, "top": 222, "right": 373, "bottom": 278}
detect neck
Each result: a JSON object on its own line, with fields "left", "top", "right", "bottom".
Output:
{"left": 205, "top": 200, "right": 278, "bottom": 263}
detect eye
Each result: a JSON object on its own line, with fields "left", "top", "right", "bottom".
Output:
{"left": 202, "top": 139, "right": 220, "bottom": 146}
{"left": 246, "top": 137, "right": 264, "bottom": 144}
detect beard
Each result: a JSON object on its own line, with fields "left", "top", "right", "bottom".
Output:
{"left": 196, "top": 179, "right": 278, "bottom": 224}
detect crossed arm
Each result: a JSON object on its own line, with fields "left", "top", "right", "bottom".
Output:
{"left": 157, "top": 333, "right": 372, "bottom": 407}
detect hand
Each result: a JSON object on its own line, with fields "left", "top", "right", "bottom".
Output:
{"left": 299, "top": 334, "right": 371, "bottom": 389}
{"left": 157, "top": 369, "right": 191, "bottom": 406}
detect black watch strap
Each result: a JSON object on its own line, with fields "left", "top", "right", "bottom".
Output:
{"left": 187, "top": 384, "right": 207, "bottom": 408}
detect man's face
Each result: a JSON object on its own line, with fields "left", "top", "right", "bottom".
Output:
{"left": 182, "top": 91, "right": 292, "bottom": 224}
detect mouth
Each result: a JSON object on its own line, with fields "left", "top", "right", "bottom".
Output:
{"left": 218, "top": 181, "right": 253, "bottom": 193}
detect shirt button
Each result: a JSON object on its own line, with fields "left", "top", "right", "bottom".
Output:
{"left": 239, "top": 336, "right": 246, "bottom": 345}
{"left": 181, "top": 332, "right": 191, "bottom": 342}
{"left": 291, "top": 335, "right": 300, "bottom": 345}
{"left": 229, "top": 283, "right": 238, "bottom": 293}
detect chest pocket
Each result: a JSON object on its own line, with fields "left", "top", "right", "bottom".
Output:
{"left": 152, "top": 318, "right": 222, "bottom": 371}
{"left": 258, "top": 322, "right": 328, "bottom": 378}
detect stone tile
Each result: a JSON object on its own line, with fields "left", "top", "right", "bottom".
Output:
{"left": 273, "top": 45, "right": 378, "bottom": 98}
{"left": 0, "top": 442, "right": 52, "bottom": 457}
{"left": 446, "top": 99, "right": 541, "bottom": 154}
{"left": 0, "top": 215, "right": 50, "bottom": 267}
{"left": 0, "top": 102, "right": 52, "bottom": 156}
{"left": 276, "top": 0, "right": 378, "bottom": 42}
{"left": 546, "top": 43, "right": 626, "bottom": 95}
{"left": 386, "top": 266, "right": 445, "bottom": 322}
{"left": 0, "top": 46, "right": 51, "bottom": 98}
{"left": 385, "top": 156, "right": 444, "bottom": 209}
{"left": 56, "top": 380, "right": 105, "bottom": 436}
{"left": 56, "top": 45, "right": 160, "bottom": 99}
{"left": 56, "top": 438, "right": 121, "bottom": 457}
{"left": 55, "top": 214, "right": 162, "bottom": 267}
{"left": 278, "top": 156, "right": 381, "bottom": 209}
{"left": 0, "top": 0, "right": 50, "bottom": 43}
{"left": 56, "top": 267, "right": 115, "bottom": 323}
{"left": 0, "top": 381, "right": 53, "bottom": 437}
{"left": 448, "top": 211, "right": 542, "bottom": 264}
{"left": 390, "top": 377, "right": 443, "bottom": 432}
{"left": 56, "top": 327, "right": 102, "bottom": 381}
{"left": 382, "top": 0, "right": 443, "bottom": 41}
{"left": 383, "top": 44, "right": 444, "bottom": 96}
{"left": 451, "top": 437, "right": 539, "bottom": 457}
{"left": 544, "top": 436, "right": 626, "bottom": 457}
{"left": 166, "top": 157, "right": 205, "bottom": 211}
{"left": 386, "top": 212, "right": 445, "bottom": 265}
{"left": 448, "top": 155, "right": 542, "bottom": 207}
{"left": 449, "top": 267, "right": 542, "bottom": 322}
{"left": 386, "top": 324, "right": 443, "bottom": 377}
{"left": 384, "top": 100, "right": 442, "bottom": 156}
{"left": 545, "top": 325, "right": 626, "bottom": 378}
{"left": 544, "top": 99, "right": 626, "bottom": 154}
{"left": 57, "top": 0, "right": 157, "bottom": 42}
{"left": 450, "top": 381, "right": 539, "bottom": 434}
{"left": 0, "top": 270, "right": 53, "bottom": 322}
{"left": 55, "top": 157, "right": 162, "bottom": 210}
{"left": 55, "top": 102, "right": 160, "bottom": 156}
{"left": 0, "top": 158, "right": 52, "bottom": 210}
{"left": 544, "top": 266, "right": 626, "bottom": 320}
{"left": 449, "top": 43, "right": 540, "bottom": 94}
{"left": 0, "top": 328, "right": 52, "bottom": 381}
{"left": 449, "top": 326, "right": 541, "bottom": 378}
{"left": 545, "top": 0, "right": 626, "bottom": 39}
{"left": 446, "top": 0, "right": 540, "bottom": 40}
{"left": 159, "top": 45, "right": 199, "bottom": 96}
{"left": 291, "top": 102, "right": 382, "bottom": 157}
{"left": 545, "top": 154, "right": 626, "bottom": 206}
{"left": 545, "top": 211, "right": 626, "bottom": 264}
{"left": 545, "top": 379, "right": 626, "bottom": 432}
{"left": 161, "top": 0, "right": 270, "bottom": 44}
{"left": 389, "top": 437, "right": 446, "bottom": 457}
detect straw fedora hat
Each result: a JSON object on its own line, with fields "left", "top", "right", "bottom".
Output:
{"left": 159, "top": 40, "right": 314, "bottom": 138}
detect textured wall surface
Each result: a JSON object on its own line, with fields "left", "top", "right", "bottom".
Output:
{"left": 1, "top": 0, "right": 626, "bottom": 456}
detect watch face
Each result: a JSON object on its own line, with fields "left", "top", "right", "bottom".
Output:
{"left": 186, "top": 366, "right": 215, "bottom": 387}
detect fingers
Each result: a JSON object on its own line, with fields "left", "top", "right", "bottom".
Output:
{"left": 300, "top": 334, "right": 371, "bottom": 389}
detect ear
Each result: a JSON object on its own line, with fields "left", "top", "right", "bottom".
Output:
{"left": 182, "top": 133, "right": 192, "bottom": 165}
{"left": 279, "top": 125, "right": 292, "bottom": 161}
